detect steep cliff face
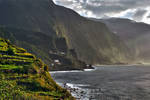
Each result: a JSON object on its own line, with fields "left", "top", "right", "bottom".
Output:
{"left": 0, "top": 0, "right": 130, "bottom": 65}
{"left": 52, "top": 6, "right": 130, "bottom": 64}
{"left": 99, "top": 18, "right": 150, "bottom": 62}
{"left": 0, "top": 27, "right": 89, "bottom": 71}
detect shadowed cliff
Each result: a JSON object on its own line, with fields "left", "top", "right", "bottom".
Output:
{"left": 0, "top": 0, "right": 130, "bottom": 65}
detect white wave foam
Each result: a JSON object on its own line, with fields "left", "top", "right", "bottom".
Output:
{"left": 50, "top": 68, "right": 96, "bottom": 74}
{"left": 84, "top": 68, "right": 95, "bottom": 71}
{"left": 50, "top": 70, "right": 83, "bottom": 74}
{"left": 66, "top": 83, "right": 90, "bottom": 89}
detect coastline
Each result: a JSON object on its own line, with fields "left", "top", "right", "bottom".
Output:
{"left": 49, "top": 63, "right": 150, "bottom": 73}
{"left": 94, "top": 63, "right": 147, "bottom": 67}
{"left": 50, "top": 67, "right": 96, "bottom": 74}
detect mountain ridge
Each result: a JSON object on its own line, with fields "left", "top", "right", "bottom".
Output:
{"left": 0, "top": 0, "right": 130, "bottom": 67}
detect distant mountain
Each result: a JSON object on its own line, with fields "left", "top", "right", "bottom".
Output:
{"left": 0, "top": 0, "right": 130, "bottom": 66}
{"left": 97, "top": 18, "right": 150, "bottom": 62}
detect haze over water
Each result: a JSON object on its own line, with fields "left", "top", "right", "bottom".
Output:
{"left": 51, "top": 65, "right": 150, "bottom": 100}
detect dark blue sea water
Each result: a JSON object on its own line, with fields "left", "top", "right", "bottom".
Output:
{"left": 51, "top": 65, "right": 150, "bottom": 100}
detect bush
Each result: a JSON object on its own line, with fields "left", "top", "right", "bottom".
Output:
{"left": 7, "top": 47, "right": 15, "bottom": 55}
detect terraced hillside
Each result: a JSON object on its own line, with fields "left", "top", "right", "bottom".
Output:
{"left": 0, "top": 38, "right": 74, "bottom": 100}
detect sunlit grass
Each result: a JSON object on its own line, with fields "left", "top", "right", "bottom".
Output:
{"left": 0, "top": 64, "right": 23, "bottom": 70}
{"left": 0, "top": 38, "right": 74, "bottom": 100}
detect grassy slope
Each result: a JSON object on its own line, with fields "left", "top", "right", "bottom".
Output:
{"left": 0, "top": 38, "right": 74, "bottom": 100}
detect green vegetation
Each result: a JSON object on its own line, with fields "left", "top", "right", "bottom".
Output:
{"left": 0, "top": 38, "right": 74, "bottom": 100}
{"left": 0, "top": 65, "right": 23, "bottom": 70}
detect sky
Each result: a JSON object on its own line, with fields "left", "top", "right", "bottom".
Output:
{"left": 53, "top": 0, "right": 150, "bottom": 24}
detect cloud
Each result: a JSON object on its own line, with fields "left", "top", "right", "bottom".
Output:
{"left": 133, "top": 9, "right": 147, "bottom": 21}
{"left": 141, "top": 7, "right": 150, "bottom": 24}
{"left": 53, "top": 0, "right": 150, "bottom": 24}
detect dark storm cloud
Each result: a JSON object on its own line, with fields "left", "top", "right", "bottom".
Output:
{"left": 53, "top": 0, "right": 150, "bottom": 23}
